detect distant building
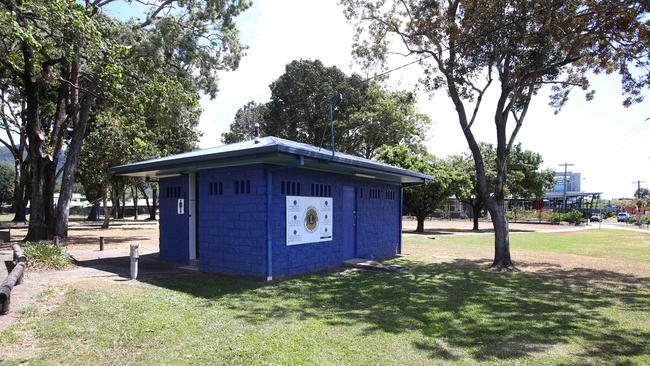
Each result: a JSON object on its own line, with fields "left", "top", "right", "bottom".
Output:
{"left": 545, "top": 170, "right": 600, "bottom": 213}
{"left": 551, "top": 171, "right": 581, "bottom": 193}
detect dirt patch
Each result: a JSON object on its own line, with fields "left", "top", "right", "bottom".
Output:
{"left": 10, "top": 226, "right": 160, "bottom": 251}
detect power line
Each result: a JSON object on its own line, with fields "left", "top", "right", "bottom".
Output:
{"left": 363, "top": 55, "right": 433, "bottom": 83}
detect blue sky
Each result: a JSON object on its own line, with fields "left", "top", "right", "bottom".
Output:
{"left": 106, "top": 0, "right": 649, "bottom": 199}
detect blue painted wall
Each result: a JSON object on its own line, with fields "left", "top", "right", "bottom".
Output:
{"left": 270, "top": 168, "right": 401, "bottom": 278}
{"left": 158, "top": 165, "right": 402, "bottom": 278}
{"left": 196, "top": 165, "right": 267, "bottom": 277}
{"left": 159, "top": 175, "right": 189, "bottom": 264}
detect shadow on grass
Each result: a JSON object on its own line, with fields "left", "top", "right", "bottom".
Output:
{"left": 151, "top": 259, "right": 650, "bottom": 363}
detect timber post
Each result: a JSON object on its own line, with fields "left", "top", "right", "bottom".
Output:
{"left": 1, "top": 244, "right": 26, "bottom": 315}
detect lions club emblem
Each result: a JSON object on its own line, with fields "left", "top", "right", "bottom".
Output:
{"left": 304, "top": 206, "right": 319, "bottom": 233}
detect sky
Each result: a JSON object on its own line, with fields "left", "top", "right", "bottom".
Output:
{"left": 107, "top": 0, "right": 650, "bottom": 199}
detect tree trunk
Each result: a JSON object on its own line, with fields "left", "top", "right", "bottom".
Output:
{"left": 86, "top": 202, "right": 100, "bottom": 221}
{"left": 119, "top": 190, "right": 125, "bottom": 219}
{"left": 101, "top": 193, "right": 111, "bottom": 229}
{"left": 11, "top": 159, "right": 27, "bottom": 223}
{"left": 25, "top": 157, "right": 50, "bottom": 241}
{"left": 149, "top": 185, "right": 158, "bottom": 220}
{"left": 139, "top": 186, "right": 151, "bottom": 218}
{"left": 487, "top": 199, "right": 513, "bottom": 269}
{"left": 23, "top": 41, "right": 53, "bottom": 241}
{"left": 54, "top": 82, "right": 96, "bottom": 239}
{"left": 415, "top": 215, "right": 425, "bottom": 233}
{"left": 132, "top": 186, "right": 139, "bottom": 220}
{"left": 472, "top": 201, "right": 481, "bottom": 231}
{"left": 112, "top": 190, "right": 119, "bottom": 219}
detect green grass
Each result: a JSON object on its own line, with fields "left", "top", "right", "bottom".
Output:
{"left": 2, "top": 230, "right": 650, "bottom": 365}
{"left": 410, "top": 229, "right": 650, "bottom": 264}
{"left": 22, "top": 242, "right": 74, "bottom": 270}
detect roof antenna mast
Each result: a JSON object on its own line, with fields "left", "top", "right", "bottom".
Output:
{"left": 254, "top": 123, "right": 260, "bottom": 144}
{"left": 328, "top": 92, "right": 343, "bottom": 159}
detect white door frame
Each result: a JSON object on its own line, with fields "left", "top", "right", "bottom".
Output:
{"left": 188, "top": 172, "right": 197, "bottom": 261}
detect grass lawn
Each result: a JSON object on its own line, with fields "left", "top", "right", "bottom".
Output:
{"left": 1, "top": 230, "right": 650, "bottom": 365}
{"left": 407, "top": 229, "right": 650, "bottom": 264}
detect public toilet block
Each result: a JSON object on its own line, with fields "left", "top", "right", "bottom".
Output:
{"left": 111, "top": 137, "right": 431, "bottom": 280}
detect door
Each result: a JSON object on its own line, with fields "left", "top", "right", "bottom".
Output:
{"left": 342, "top": 186, "right": 356, "bottom": 259}
{"left": 188, "top": 173, "right": 199, "bottom": 262}
{"left": 194, "top": 173, "right": 200, "bottom": 259}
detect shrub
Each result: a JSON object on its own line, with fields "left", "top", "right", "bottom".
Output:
{"left": 23, "top": 242, "right": 74, "bottom": 270}
{"left": 628, "top": 214, "right": 650, "bottom": 225}
{"left": 550, "top": 210, "right": 585, "bottom": 225}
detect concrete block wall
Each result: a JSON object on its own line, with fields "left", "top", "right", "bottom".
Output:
{"left": 355, "top": 182, "right": 401, "bottom": 259}
{"left": 271, "top": 168, "right": 401, "bottom": 278}
{"left": 158, "top": 165, "right": 402, "bottom": 279}
{"left": 197, "top": 165, "right": 267, "bottom": 277}
{"left": 159, "top": 175, "right": 190, "bottom": 264}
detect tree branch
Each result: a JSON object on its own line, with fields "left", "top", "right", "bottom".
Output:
{"left": 139, "top": 0, "right": 175, "bottom": 28}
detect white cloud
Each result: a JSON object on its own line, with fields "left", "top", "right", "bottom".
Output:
{"left": 199, "top": 0, "right": 650, "bottom": 199}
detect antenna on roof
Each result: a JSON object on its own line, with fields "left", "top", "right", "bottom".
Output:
{"left": 254, "top": 123, "right": 260, "bottom": 144}
{"left": 327, "top": 92, "right": 343, "bottom": 159}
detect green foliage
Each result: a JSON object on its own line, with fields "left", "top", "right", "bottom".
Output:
{"left": 1, "top": 0, "right": 250, "bottom": 237}
{"left": 223, "top": 59, "right": 430, "bottom": 158}
{"left": 23, "top": 242, "right": 74, "bottom": 270}
{"left": 550, "top": 210, "right": 585, "bottom": 225}
{"left": 450, "top": 143, "right": 554, "bottom": 207}
{"left": 626, "top": 215, "right": 649, "bottom": 225}
{"left": 376, "top": 145, "right": 470, "bottom": 223}
{"left": 222, "top": 101, "right": 269, "bottom": 144}
{"left": 343, "top": 0, "right": 649, "bottom": 263}
{"left": 635, "top": 188, "right": 650, "bottom": 198}
{"left": 0, "top": 163, "right": 13, "bottom": 206}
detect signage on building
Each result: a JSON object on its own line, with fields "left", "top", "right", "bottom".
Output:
{"left": 177, "top": 199, "right": 184, "bottom": 215}
{"left": 286, "top": 196, "right": 333, "bottom": 245}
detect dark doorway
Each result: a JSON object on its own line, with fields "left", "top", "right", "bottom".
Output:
{"left": 342, "top": 186, "right": 356, "bottom": 259}
{"left": 195, "top": 173, "right": 200, "bottom": 259}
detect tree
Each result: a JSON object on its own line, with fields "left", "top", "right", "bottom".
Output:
{"left": 222, "top": 59, "right": 430, "bottom": 159}
{"left": 342, "top": 0, "right": 649, "bottom": 269}
{"left": 222, "top": 101, "right": 269, "bottom": 144}
{"left": 0, "top": 163, "right": 13, "bottom": 207}
{"left": 0, "top": 85, "right": 29, "bottom": 222}
{"left": 506, "top": 144, "right": 555, "bottom": 219}
{"left": 376, "top": 145, "right": 470, "bottom": 232}
{"left": 1, "top": 0, "right": 249, "bottom": 240}
{"left": 450, "top": 143, "right": 555, "bottom": 231}
{"left": 635, "top": 187, "right": 650, "bottom": 199}
{"left": 348, "top": 84, "right": 431, "bottom": 158}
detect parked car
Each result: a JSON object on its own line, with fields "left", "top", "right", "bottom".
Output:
{"left": 590, "top": 215, "right": 602, "bottom": 222}
{"left": 617, "top": 212, "right": 630, "bottom": 222}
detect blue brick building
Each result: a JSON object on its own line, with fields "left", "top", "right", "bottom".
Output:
{"left": 111, "top": 137, "right": 431, "bottom": 280}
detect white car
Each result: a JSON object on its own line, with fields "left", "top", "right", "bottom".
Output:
{"left": 617, "top": 212, "right": 630, "bottom": 222}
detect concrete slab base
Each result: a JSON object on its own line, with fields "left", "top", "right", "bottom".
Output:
{"left": 343, "top": 258, "right": 409, "bottom": 273}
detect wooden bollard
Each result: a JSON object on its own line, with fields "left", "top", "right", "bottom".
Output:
{"left": 99, "top": 237, "right": 105, "bottom": 251}
{"left": 53, "top": 236, "right": 59, "bottom": 246}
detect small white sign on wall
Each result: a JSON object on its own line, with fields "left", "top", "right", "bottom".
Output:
{"left": 177, "top": 198, "right": 185, "bottom": 215}
{"left": 286, "top": 196, "right": 333, "bottom": 245}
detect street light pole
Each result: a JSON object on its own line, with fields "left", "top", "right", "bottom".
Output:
{"left": 558, "top": 163, "right": 574, "bottom": 213}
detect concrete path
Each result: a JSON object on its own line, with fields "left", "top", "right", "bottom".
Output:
{"left": 596, "top": 222, "right": 650, "bottom": 234}
{"left": 0, "top": 246, "right": 193, "bottom": 332}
